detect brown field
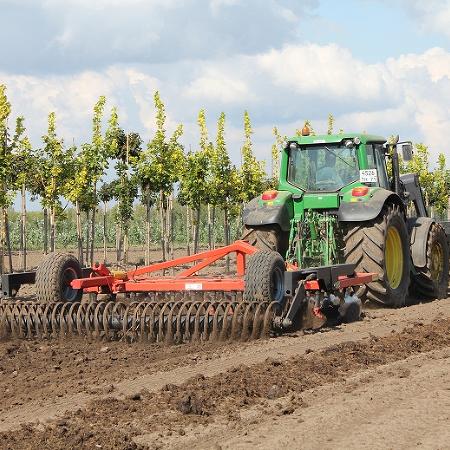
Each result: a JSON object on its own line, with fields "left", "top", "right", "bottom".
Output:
{"left": 1, "top": 249, "right": 450, "bottom": 449}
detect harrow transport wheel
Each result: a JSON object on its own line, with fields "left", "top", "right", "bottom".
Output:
{"left": 242, "top": 225, "right": 287, "bottom": 257}
{"left": 36, "top": 253, "right": 83, "bottom": 304}
{"left": 343, "top": 204, "right": 410, "bottom": 307}
{"left": 244, "top": 250, "right": 285, "bottom": 302}
{"left": 411, "top": 223, "right": 449, "bottom": 299}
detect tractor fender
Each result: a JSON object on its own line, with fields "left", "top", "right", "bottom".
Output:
{"left": 243, "top": 196, "right": 293, "bottom": 232}
{"left": 338, "top": 189, "right": 405, "bottom": 222}
{"left": 407, "top": 217, "right": 435, "bottom": 268}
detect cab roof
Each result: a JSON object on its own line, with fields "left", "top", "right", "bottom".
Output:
{"left": 288, "top": 133, "right": 386, "bottom": 145}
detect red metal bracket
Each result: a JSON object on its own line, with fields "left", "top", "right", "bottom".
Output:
{"left": 71, "top": 240, "right": 258, "bottom": 294}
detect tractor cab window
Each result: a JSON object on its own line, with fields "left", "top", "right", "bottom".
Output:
{"left": 366, "top": 144, "right": 390, "bottom": 189}
{"left": 288, "top": 144, "right": 359, "bottom": 192}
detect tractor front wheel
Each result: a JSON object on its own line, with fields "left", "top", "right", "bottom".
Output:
{"left": 36, "top": 253, "right": 83, "bottom": 303}
{"left": 343, "top": 204, "right": 410, "bottom": 307}
{"left": 411, "top": 223, "right": 449, "bottom": 300}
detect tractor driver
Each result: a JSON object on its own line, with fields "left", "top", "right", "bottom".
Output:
{"left": 316, "top": 151, "right": 343, "bottom": 189}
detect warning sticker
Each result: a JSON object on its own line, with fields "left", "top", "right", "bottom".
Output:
{"left": 360, "top": 169, "right": 378, "bottom": 183}
{"left": 185, "top": 282, "right": 203, "bottom": 290}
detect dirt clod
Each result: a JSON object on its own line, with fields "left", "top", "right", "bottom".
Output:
{"left": 267, "top": 384, "right": 285, "bottom": 400}
{"left": 176, "top": 393, "right": 208, "bottom": 415}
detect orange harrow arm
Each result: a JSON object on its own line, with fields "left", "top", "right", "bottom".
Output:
{"left": 71, "top": 240, "right": 258, "bottom": 294}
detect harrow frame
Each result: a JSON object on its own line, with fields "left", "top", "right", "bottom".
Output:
{"left": 71, "top": 240, "right": 259, "bottom": 295}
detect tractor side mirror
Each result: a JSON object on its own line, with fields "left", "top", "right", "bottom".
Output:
{"left": 401, "top": 143, "right": 413, "bottom": 161}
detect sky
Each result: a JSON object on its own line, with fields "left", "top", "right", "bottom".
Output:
{"left": 1, "top": 0, "right": 450, "bottom": 201}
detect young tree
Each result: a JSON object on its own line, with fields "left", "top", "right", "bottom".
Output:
{"left": 112, "top": 129, "right": 141, "bottom": 264}
{"left": 11, "top": 117, "right": 33, "bottom": 270}
{"left": 178, "top": 148, "right": 210, "bottom": 253}
{"left": 404, "top": 144, "right": 449, "bottom": 217}
{"left": 86, "top": 96, "right": 108, "bottom": 264}
{"left": 197, "top": 109, "right": 216, "bottom": 249}
{"left": 40, "top": 112, "right": 73, "bottom": 252}
{"left": 98, "top": 181, "right": 116, "bottom": 263}
{"left": 327, "top": 113, "right": 334, "bottom": 135}
{"left": 66, "top": 96, "right": 109, "bottom": 265}
{"left": 211, "top": 112, "right": 240, "bottom": 255}
{"left": 134, "top": 91, "right": 184, "bottom": 261}
{"left": 270, "top": 126, "right": 286, "bottom": 188}
{"left": 64, "top": 149, "right": 91, "bottom": 265}
{"left": 239, "top": 111, "right": 265, "bottom": 203}
{"left": 0, "top": 85, "right": 13, "bottom": 273}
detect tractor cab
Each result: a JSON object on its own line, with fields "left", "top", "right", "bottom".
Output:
{"left": 281, "top": 133, "right": 389, "bottom": 195}
{"left": 287, "top": 141, "right": 360, "bottom": 192}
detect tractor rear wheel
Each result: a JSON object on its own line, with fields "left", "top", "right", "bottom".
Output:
{"left": 242, "top": 225, "right": 287, "bottom": 257}
{"left": 411, "top": 223, "right": 449, "bottom": 299}
{"left": 343, "top": 204, "right": 410, "bottom": 307}
{"left": 36, "top": 253, "right": 83, "bottom": 303}
{"left": 244, "top": 250, "right": 285, "bottom": 303}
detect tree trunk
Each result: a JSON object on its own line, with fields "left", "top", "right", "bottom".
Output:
{"left": 3, "top": 209, "right": 13, "bottom": 273}
{"left": 186, "top": 206, "right": 191, "bottom": 256}
{"left": 20, "top": 184, "right": 27, "bottom": 271}
{"left": 168, "top": 194, "right": 174, "bottom": 262}
{"left": 116, "top": 224, "right": 120, "bottom": 265}
{"left": 160, "top": 192, "right": 166, "bottom": 262}
{"left": 224, "top": 208, "right": 230, "bottom": 272}
{"left": 123, "top": 232, "right": 128, "bottom": 265}
{"left": 90, "top": 183, "right": 97, "bottom": 266}
{"left": 76, "top": 201, "right": 83, "bottom": 266}
{"left": 145, "top": 199, "right": 151, "bottom": 265}
{"left": 103, "top": 201, "right": 107, "bottom": 264}
{"left": 43, "top": 207, "right": 48, "bottom": 255}
{"left": 90, "top": 204, "right": 96, "bottom": 266}
{"left": 193, "top": 206, "right": 200, "bottom": 254}
{"left": 207, "top": 203, "right": 212, "bottom": 250}
{"left": 50, "top": 206, "right": 56, "bottom": 253}
{"left": 0, "top": 208, "right": 4, "bottom": 276}
{"left": 85, "top": 210, "right": 90, "bottom": 264}
{"left": 211, "top": 205, "right": 216, "bottom": 249}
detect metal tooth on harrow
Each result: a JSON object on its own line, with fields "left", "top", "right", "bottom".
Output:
{"left": 0, "top": 297, "right": 281, "bottom": 345}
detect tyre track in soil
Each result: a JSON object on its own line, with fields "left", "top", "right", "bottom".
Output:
{"left": 1, "top": 297, "right": 450, "bottom": 434}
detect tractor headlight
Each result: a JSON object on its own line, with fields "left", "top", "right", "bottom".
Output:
{"left": 353, "top": 137, "right": 361, "bottom": 145}
{"left": 289, "top": 142, "right": 298, "bottom": 151}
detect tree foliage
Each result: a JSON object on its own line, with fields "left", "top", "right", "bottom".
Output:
{"left": 239, "top": 111, "right": 265, "bottom": 203}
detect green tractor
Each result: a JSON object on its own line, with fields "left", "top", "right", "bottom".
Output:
{"left": 243, "top": 129, "right": 449, "bottom": 307}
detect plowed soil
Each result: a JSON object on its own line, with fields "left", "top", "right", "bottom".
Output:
{"left": 1, "top": 249, "right": 450, "bottom": 449}
{"left": 1, "top": 293, "right": 450, "bottom": 449}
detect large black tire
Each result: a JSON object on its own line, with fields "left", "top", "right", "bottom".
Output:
{"left": 244, "top": 250, "right": 285, "bottom": 302}
{"left": 343, "top": 204, "right": 410, "bottom": 307}
{"left": 411, "top": 223, "right": 449, "bottom": 300}
{"left": 242, "top": 225, "right": 288, "bottom": 258}
{"left": 35, "top": 253, "right": 83, "bottom": 303}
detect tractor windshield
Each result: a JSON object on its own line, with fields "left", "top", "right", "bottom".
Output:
{"left": 287, "top": 144, "right": 359, "bottom": 192}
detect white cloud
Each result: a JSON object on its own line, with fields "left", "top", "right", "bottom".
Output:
{"left": 257, "top": 43, "right": 397, "bottom": 101}
{"left": 184, "top": 69, "right": 255, "bottom": 104}
{"left": 395, "top": 0, "right": 450, "bottom": 38}
{"left": 2, "top": 43, "right": 450, "bottom": 167}
{"left": 0, "top": 0, "right": 316, "bottom": 74}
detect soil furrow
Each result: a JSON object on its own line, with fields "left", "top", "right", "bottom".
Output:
{"left": 2, "top": 313, "right": 450, "bottom": 449}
